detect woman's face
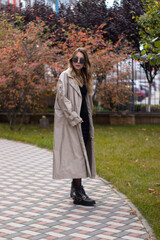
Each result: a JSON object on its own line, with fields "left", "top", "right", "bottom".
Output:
{"left": 72, "top": 51, "right": 85, "bottom": 72}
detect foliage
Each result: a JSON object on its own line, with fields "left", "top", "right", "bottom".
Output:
{"left": 3, "top": 0, "right": 142, "bottom": 50}
{"left": 133, "top": 0, "right": 160, "bottom": 112}
{"left": 0, "top": 17, "right": 55, "bottom": 130}
{"left": 0, "top": 12, "right": 132, "bottom": 125}
{"left": 93, "top": 39, "right": 132, "bottom": 111}
{"left": 134, "top": 104, "right": 160, "bottom": 113}
{"left": 134, "top": 0, "right": 160, "bottom": 65}
{"left": 59, "top": 0, "right": 143, "bottom": 50}
{"left": 101, "top": 0, "right": 144, "bottom": 49}
{"left": 21, "top": 3, "right": 60, "bottom": 32}
{"left": 59, "top": 0, "right": 107, "bottom": 29}
{"left": 1, "top": 0, "right": 144, "bottom": 53}
{"left": 50, "top": 20, "right": 132, "bottom": 110}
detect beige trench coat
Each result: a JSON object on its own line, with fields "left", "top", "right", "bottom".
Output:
{"left": 53, "top": 68, "right": 96, "bottom": 179}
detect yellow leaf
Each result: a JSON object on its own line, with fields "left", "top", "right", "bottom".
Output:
{"left": 127, "top": 182, "right": 131, "bottom": 187}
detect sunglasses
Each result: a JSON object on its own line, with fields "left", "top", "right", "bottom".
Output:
{"left": 72, "top": 57, "right": 85, "bottom": 64}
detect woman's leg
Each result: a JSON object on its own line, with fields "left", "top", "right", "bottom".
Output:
{"left": 70, "top": 178, "right": 81, "bottom": 198}
{"left": 72, "top": 178, "right": 81, "bottom": 187}
{"left": 71, "top": 178, "right": 96, "bottom": 206}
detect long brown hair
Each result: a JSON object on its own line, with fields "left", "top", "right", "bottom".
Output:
{"left": 69, "top": 48, "right": 93, "bottom": 95}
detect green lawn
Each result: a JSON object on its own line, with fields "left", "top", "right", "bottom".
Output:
{"left": 0, "top": 123, "right": 160, "bottom": 239}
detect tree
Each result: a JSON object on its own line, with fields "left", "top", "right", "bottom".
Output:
{"left": 0, "top": 15, "right": 132, "bottom": 129}
{"left": 103, "top": 0, "right": 144, "bottom": 50}
{"left": 21, "top": 3, "right": 60, "bottom": 31}
{"left": 59, "top": 0, "right": 107, "bottom": 29}
{"left": 51, "top": 21, "right": 132, "bottom": 111}
{"left": 135, "top": 0, "right": 160, "bottom": 65}
{"left": 0, "top": 18, "right": 55, "bottom": 130}
{"left": 134, "top": 0, "right": 160, "bottom": 112}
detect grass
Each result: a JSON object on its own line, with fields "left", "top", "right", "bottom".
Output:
{"left": 95, "top": 125, "right": 160, "bottom": 240}
{"left": 0, "top": 123, "right": 160, "bottom": 239}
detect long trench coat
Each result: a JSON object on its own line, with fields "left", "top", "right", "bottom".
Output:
{"left": 53, "top": 68, "right": 96, "bottom": 179}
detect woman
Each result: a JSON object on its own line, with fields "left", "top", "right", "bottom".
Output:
{"left": 53, "top": 48, "right": 96, "bottom": 206}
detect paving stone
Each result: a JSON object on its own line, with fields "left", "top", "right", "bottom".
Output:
{"left": 118, "top": 224, "right": 136, "bottom": 231}
{"left": 113, "top": 230, "right": 132, "bottom": 238}
{"left": 0, "top": 139, "right": 154, "bottom": 240}
{"left": 87, "top": 237, "right": 100, "bottom": 240}
{"left": 3, "top": 233, "right": 22, "bottom": 238}
{"left": 29, "top": 234, "right": 48, "bottom": 240}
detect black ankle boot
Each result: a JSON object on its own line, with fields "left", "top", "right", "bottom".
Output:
{"left": 73, "top": 185, "right": 96, "bottom": 206}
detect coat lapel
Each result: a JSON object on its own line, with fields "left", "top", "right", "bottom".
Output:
{"left": 66, "top": 69, "right": 82, "bottom": 97}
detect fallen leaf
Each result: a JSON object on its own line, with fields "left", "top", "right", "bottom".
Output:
{"left": 130, "top": 210, "right": 136, "bottom": 215}
{"left": 152, "top": 190, "right": 159, "bottom": 195}
{"left": 127, "top": 182, "right": 131, "bottom": 187}
{"left": 148, "top": 188, "right": 155, "bottom": 193}
{"left": 142, "top": 128, "right": 146, "bottom": 131}
{"left": 155, "top": 183, "right": 160, "bottom": 186}
{"left": 146, "top": 138, "right": 148, "bottom": 141}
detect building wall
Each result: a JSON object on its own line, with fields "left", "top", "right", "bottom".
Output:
{"left": 1, "top": 0, "right": 20, "bottom": 9}
{"left": 0, "top": 0, "right": 77, "bottom": 11}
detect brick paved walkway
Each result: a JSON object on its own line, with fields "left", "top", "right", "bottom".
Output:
{"left": 0, "top": 139, "right": 154, "bottom": 240}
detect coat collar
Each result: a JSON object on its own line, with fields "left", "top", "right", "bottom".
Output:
{"left": 66, "top": 68, "right": 82, "bottom": 97}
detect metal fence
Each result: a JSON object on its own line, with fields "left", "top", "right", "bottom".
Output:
{"left": 130, "top": 60, "right": 160, "bottom": 112}
{"left": 97, "top": 59, "right": 160, "bottom": 113}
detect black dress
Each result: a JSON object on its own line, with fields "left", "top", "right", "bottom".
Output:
{"left": 79, "top": 85, "right": 90, "bottom": 146}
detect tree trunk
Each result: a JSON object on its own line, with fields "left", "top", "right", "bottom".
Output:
{"left": 98, "top": 100, "right": 101, "bottom": 112}
{"left": 18, "top": 110, "right": 26, "bottom": 131}
{"left": 8, "top": 111, "right": 17, "bottom": 130}
{"left": 140, "top": 62, "right": 159, "bottom": 113}
{"left": 147, "top": 82, "right": 152, "bottom": 112}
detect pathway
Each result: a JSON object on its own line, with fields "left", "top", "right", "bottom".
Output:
{"left": 0, "top": 139, "right": 154, "bottom": 240}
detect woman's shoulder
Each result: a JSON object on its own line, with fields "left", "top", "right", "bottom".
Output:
{"left": 59, "top": 68, "right": 72, "bottom": 80}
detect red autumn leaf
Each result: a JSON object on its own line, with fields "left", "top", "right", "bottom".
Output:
{"left": 152, "top": 190, "right": 159, "bottom": 195}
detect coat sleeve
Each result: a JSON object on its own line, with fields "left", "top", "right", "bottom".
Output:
{"left": 56, "top": 72, "right": 82, "bottom": 127}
